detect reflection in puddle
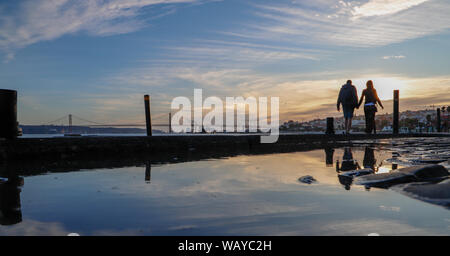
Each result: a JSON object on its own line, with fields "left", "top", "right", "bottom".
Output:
{"left": 333, "top": 147, "right": 395, "bottom": 190}
{"left": 145, "top": 162, "right": 151, "bottom": 184}
{"left": 0, "top": 175, "right": 23, "bottom": 225}
{"left": 0, "top": 138, "right": 449, "bottom": 235}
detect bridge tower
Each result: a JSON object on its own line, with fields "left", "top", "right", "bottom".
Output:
{"left": 68, "top": 114, "right": 72, "bottom": 134}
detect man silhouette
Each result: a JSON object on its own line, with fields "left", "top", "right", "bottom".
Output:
{"left": 336, "top": 147, "right": 360, "bottom": 190}
{"left": 337, "top": 80, "right": 358, "bottom": 134}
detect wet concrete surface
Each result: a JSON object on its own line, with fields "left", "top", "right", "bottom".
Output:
{"left": 0, "top": 137, "right": 449, "bottom": 235}
{"left": 340, "top": 137, "right": 450, "bottom": 208}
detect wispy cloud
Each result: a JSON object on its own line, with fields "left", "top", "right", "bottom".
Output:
{"left": 352, "top": 0, "right": 430, "bottom": 18}
{"left": 165, "top": 43, "right": 321, "bottom": 63}
{"left": 0, "top": 0, "right": 206, "bottom": 58}
{"left": 382, "top": 55, "right": 406, "bottom": 60}
{"left": 99, "top": 58, "right": 450, "bottom": 123}
{"left": 18, "top": 56, "right": 450, "bottom": 124}
{"left": 234, "top": 0, "right": 450, "bottom": 47}
{"left": 3, "top": 52, "right": 14, "bottom": 63}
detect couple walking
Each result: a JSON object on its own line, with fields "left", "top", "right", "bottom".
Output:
{"left": 337, "top": 80, "right": 384, "bottom": 134}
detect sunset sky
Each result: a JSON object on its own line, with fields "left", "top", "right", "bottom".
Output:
{"left": 1, "top": 0, "right": 449, "bottom": 125}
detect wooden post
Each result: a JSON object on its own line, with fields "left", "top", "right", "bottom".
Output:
{"left": 393, "top": 90, "right": 399, "bottom": 135}
{"left": 144, "top": 95, "right": 152, "bottom": 136}
{"left": 326, "top": 117, "right": 334, "bottom": 135}
{"left": 169, "top": 112, "right": 172, "bottom": 134}
{"left": 0, "top": 89, "right": 18, "bottom": 139}
{"left": 437, "top": 108, "right": 441, "bottom": 133}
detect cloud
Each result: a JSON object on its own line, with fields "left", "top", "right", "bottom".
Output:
{"left": 236, "top": 0, "right": 450, "bottom": 47}
{"left": 379, "top": 205, "right": 401, "bottom": 212}
{"left": 3, "top": 52, "right": 14, "bottom": 63}
{"left": 352, "top": 0, "right": 430, "bottom": 18}
{"left": 166, "top": 44, "right": 320, "bottom": 62}
{"left": 0, "top": 0, "right": 205, "bottom": 57}
{"left": 0, "top": 219, "right": 71, "bottom": 235}
{"left": 382, "top": 55, "right": 406, "bottom": 60}
{"left": 17, "top": 58, "right": 450, "bottom": 124}
{"left": 103, "top": 63, "right": 450, "bottom": 123}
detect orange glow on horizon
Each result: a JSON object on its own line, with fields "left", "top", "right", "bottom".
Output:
{"left": 352, "top": 77, "right": 408, "bottom": 101}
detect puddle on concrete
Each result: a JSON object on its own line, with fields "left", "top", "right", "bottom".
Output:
{"left": 0, "top": 137, "right": 449, "bottom": 235}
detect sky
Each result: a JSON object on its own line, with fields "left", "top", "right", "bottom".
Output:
{"left": 0, "top": 0, "right": 449, "bottom": 125}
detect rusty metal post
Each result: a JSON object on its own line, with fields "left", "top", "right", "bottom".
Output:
{"left": 393, "top": 90, "right": 399, "bottom": 135}
{"left": 144, "top": 95, "right": 152, "bottom": 136}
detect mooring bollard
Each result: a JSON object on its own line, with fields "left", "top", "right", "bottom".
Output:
{"left": 437, "top": 108, "right": 441, "bottom": 133}
{"left": 0, "top": 89, "right": 18, "bottom": 139}
{"left": 144, "top": 95, "right": 152, "bottom": 136}
{"left": 393, "top": 90, "right": 399, "bottom": 135}
{"left": 326, "top": 117, "right": 335, "bottom": 135}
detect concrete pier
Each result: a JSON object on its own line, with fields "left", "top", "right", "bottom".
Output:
{"left": 1, "top": 133, "right": 449, "bottom": 163}
{"left": 1, "top": 133, "right": 449, "bottom": 177}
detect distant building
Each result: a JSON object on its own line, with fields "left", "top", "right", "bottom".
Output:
{"left": 400, "top": 127, "right": 410, "bottom": 133}
{"left": 381, "top": 126, "right": 393, "bottom": 133}
{"left": 351, "top": 119, "right": 365, "bottom": 129}
{"left": 280, "top": 108, "right": 445, "bottom": 133}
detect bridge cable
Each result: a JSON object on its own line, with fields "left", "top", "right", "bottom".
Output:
{"left": 41, "top": 115, "right": 69, "bottom": 125}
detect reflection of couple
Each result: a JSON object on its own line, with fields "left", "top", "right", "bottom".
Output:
{"left": 334, "top": 147, "right": 377, "bottom": 190}
{"left": 335, "top": 147, "right": 377, "bottom": 171}
{"left": 337, "top": 80, "right": 384, "bottom": 134}
{"left": 336, "top": 148, "right": 360, "bottom": 173}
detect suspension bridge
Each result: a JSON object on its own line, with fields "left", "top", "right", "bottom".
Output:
{"left": 35, "top": 113, "right": 222, "bottom": 134}
{"left": 38, "top": 114, "right": 170, "bottom": 128}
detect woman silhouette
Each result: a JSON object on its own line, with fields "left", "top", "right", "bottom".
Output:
{"left": 358, "top": 80, "right": 384, "bottom": 134}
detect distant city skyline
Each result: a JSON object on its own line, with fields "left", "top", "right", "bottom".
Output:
{"left": 1, "top": 0, "right": 450, "bottom": 125}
